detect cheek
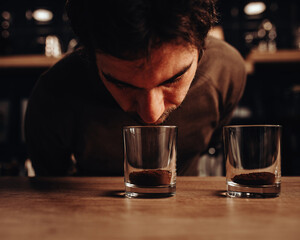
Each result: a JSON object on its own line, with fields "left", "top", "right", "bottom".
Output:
{"left": 164, "top": 80, "right": 193, "bottom": 105}
{"left": 114, "top": 90, "right": 137, "bottom": 111}
{"left": 164, "top": 87, "right": 188, "bottom": 106}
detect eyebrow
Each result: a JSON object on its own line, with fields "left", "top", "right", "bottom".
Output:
{"left": 101, "top": 61, "right": 194, "bottom": 90}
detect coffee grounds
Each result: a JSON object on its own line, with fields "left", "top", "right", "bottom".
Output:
{"left": 232, "top": 172, "right": 275, "bottom": 185}
{"left": 129, "top": 170, "right": 172, "bottom": 186}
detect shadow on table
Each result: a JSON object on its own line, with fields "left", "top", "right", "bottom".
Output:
{"left": 29, "top": 178, "right": 126, "bottom": 198}
{"left": 4, "top": 178, "right": 228, "bottom": 199}
{"left": 29, "top": 177, "right": 87, "bottom": 191}
{"left": 100, "top": 191, "right": 177, "bottom": 199}
{"left": 214, "top": 190, "right": 227, "bottom": 198}
{"left": 101, "top": 190, "right": 125, "bottom": 198}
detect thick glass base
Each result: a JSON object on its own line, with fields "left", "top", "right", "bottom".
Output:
{"left": 227, "top": 181, "right": 280, "bottom": 198}
{"left": 125, "top": 182, "right": 176, "bottom": 198}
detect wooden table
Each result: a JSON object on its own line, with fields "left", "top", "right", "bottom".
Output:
{"left": 0, "top": 177, "right": 299, "bottom": 240}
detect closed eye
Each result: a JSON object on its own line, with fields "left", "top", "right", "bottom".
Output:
{"left": 102, "top": 72, "right": 141, "bottom": 90}
{"left": 159, "top": 62, "right": 192, "bottom": 87}
{"left": 114, "top": 82, "right": 131, "bottom": 90}
{"left": 160, "top": 75, "right": 183, "bottom": 86}
{"left": 101, "top": 60, "right": 193, "bottom": 90}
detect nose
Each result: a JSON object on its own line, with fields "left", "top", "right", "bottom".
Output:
{"left": 137, "top": 88, "right": 165, "bottom": 124}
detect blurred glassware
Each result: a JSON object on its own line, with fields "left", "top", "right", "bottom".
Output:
{"left": 67, "top": 38, "right": 78, "bottom": 53}
{"left": 258, "top": 19, "right": 277, "bottom": 52}
{"left": 293, "top": 26, "right": 300, "bottom": 50}
{"left": 45, "top": 35, "right": 61, "bottom": 57}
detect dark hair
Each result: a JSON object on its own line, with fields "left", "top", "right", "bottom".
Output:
{"left": 66, "top": 0, "right": 217, "bottom": 60}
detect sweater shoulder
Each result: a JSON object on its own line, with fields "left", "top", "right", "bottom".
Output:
{"left": 192, "top": 37, "right": 247, "bottom": 106}
{"left": 204, "top": 37, "right": 245, "bottom": 69}
{"left": 41, "top": 49, "right": 92, "bottom": 83}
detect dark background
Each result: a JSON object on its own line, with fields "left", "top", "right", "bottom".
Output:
{"left": 0, "top": 0, "right": 299, "bottom": 176}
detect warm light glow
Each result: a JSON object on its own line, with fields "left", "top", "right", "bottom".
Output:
{"left": 2, "top": 11, "right": 11, "bottom": 20}
{"left": 208, "top": 26, "right": 225, "bottom": 40}
{"left": 263, "top": 21, "right": 273, "bottom": 31}
{"left": 244, "top": 2, "right": 266, "bottom": 15}
{"left": 45, "top": 35, "right": 61, "bottom": 57}
{"left": 32, "top": 9, "right": 53, "bottom": 22}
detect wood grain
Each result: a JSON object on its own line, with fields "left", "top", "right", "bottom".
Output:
{"left": 0, "top": 177, "right": 299, "bottom": 240}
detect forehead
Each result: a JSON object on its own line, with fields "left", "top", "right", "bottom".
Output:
{"left": 95, "top": 43, "right": 197, "bottom": 87}
{"left": 96, "top": 43, "right": 196, "bottom": 72}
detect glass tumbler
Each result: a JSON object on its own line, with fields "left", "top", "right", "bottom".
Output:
{"left": 123, "top": 126, "right": 177, "bottom": 198}
{"left": 223, "top": 125, "right": 281, "bottom": 198}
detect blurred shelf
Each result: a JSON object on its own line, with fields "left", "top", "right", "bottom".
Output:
{"left": 0, "top": 55, "right": 63, "bottom": 69}
{"left": 1, "top": 50, "right": 299, "bottom": 73}
{"left": 245, "top": 49, "right": 300, "bottom": 74}
{"left": 246, "top": 49, "right": 300, "bottom": 63}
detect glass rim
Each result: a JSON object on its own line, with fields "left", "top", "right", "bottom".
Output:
{"left": 123, "top": 125, "right": 177, "bottom": 129}
{"left": 223, "top": 124, "right": 282, "bottom": 128}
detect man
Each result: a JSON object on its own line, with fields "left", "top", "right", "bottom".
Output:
{"left": 25, "top": 0, "right": 246, "bottom": 176}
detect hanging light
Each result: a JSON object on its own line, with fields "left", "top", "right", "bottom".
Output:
{"left": 244, "top": 2, "right": 266, "bottom": 16}
{"left": 32, "top": 9, "right": 53, "bottom": 22}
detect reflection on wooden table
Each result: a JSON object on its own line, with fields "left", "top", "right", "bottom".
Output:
{"left": 0, "top": 177, "right": 300, "bottom": 240}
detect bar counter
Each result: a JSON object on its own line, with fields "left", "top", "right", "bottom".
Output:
{"left": 1, "top": 177, "right": 300, "bottom": 239}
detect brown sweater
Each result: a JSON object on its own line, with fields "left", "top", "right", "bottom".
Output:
{"left": 25, "top": 37, "right": 246, "bottom": 176}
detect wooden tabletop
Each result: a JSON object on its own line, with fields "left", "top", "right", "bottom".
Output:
{"left": 0, "top": 177, "right": 299, "bottom": 240}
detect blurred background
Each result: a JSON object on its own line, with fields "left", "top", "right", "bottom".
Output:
{"left": 0, "top": 0, "right": 299, "bottom": 176}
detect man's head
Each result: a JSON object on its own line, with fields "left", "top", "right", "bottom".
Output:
{"left": 66, "top": 0, "right": 217, "bottom": 124}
